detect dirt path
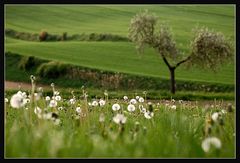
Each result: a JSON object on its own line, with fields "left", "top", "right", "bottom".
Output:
{"left": 5, "top": 81, "right": 50, "bottom": 90}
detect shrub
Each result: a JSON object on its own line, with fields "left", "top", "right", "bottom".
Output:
{"left": 39, "top": 31, "right": 48, "bottom": 41}
{"left": 18, "top": 56, "right": 43, "bottom": 70}
{"left": 36, "top": 61, "right": 69, "bottom": 78}
{"left": 61, "top": 32, "right": 67, "bottom": 41}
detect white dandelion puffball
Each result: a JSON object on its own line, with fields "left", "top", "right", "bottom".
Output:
{"left": 127, "top": 104, "right": 136, "bottom": 112}
{"left": 5, "top": 98, "right": 8, "bottom": 103}
{"left": 49, "top": 100, "right": 57, "bottom": 108}
{"left": 10, "top": 93, "right": 26, "bottom": 109}
{"left": 211, "top": 112, "right": 219, "bottom": 122}
{"left": 34, "top": 106, "right": 42, "bottom": 115}
{"left": 88, "top": 102, "right": 92, "bottom": 106}
{"left": 58, "top": 107, "right": 63, "bottom": 111}
{"left": 99, "top": 113, "right": 105, "bottom": 122}
{"left": 92, "top": 101, "right": 98, "bottom": 107}
{"left": 76, "top": 107, "right": 81, "bottom": 114}
{"left": 45, "top": 96, "right": 50, "bottom": 101}
{"left": 53, "top": 119, "right": 61, "bottom": 125}
{"left": 24, "top": 98, "right": 30, "bottom": 104}
{"left": 21, "top": 92, "right": 27, "bottom": 99}
{"left": 54, "top": 91, "right": 60, "bottom": 96}
{"left": 130, "top": 99, "right": 137, "bottom": 105}
{"left": 123, "top": 96, "right": 128, "bottom": 101}
{"left": 42, "top": 112, "right": 52, "bottom": 120}
{"left": 144, "top": 111, "right": 154, "bottom": 119}
{"left": 55, "top": 95, "right": 61, "bottom": 101}
{"left": 99, "top": 99, "right": 106, "bottom": 107}
{"left": 221, "top": 109, "right": 227, "bottom": 114}
{"left": 201, "top": 137, "right": 222, "bottom": 153}
{"left": 69, "top": 98, "right": 76, "bottom": 105}
{"left": 113, "top": 114, "right": 127, "bottom": 124}
{"left": 136, "top": 96, "right": 140, "bottom": 100}
{"left": 34, "top": 93, "right": 40, "bottom": 101}
{"left": 138, "top": 97, "right": 144, "bottom": 103}
{"left": 141, "top": 108, "right": 147, "bottom": 113}
{"left": 112, "top": 103, "right": 121, "bottom": 111}
{"left": 171, "top": 105, "right": 177, "bottom": 110}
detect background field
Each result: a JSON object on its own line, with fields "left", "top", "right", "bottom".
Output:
{"left": 5, "top": 5, "right": 235, "bottom": 96}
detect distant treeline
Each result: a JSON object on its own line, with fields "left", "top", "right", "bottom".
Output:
{"left": 5, "top": 28, "right": 129, "bottom": 42}
{"left": 6, "top": 52, "right": 234, "bottom": 93}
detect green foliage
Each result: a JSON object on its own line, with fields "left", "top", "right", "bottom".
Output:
{"left": 39, "top": 30, "right": 48, "bottom": 41}
{"left": 61, "top": 32, "right": 67, "bottom": 41}
{"left": 5, "top": 91, "right": 235, "bottom": 158}
{"left": 188, "top": 27, "right": 234, "bottom": 71}
{"left": 36, "top": 61, "right": 69, "bottom": 78}
{"left": 18, "top": 56, "right": 43, "bottom": 71}
{"left": 129, "top": 10, "right": 179, "bottom": 63}
{"left": 5, "top": 28, "right": 38, "bottom": 41}
{"left": 6, "top": 28, "right": 129, "bottom": 42}
{"left": 129, "top": 11, "right": 233, "bottom": 69}
{"left": 5, "top": 52, "right": 234, "bottom": 93}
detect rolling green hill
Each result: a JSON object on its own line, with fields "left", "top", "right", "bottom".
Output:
{"left": 5, "top": 5, "right": 235, "bottom": 85}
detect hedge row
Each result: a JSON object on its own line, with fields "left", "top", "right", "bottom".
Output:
{"left": 5, "top": 52, "right": 234, "bottom": 92}
{"left": 5, "top": 28, "right": 129, "bottom": 42}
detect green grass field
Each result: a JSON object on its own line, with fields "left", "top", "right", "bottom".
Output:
{"left": 5, "top": 38, "right": 234, "bottom": 85}
{"left": 5, "top": 5, "right": 235, "bottom": 85}
{"left": 5, "top": 88, "right": 235, "bottom": 158}
{"left": 4, "top": 5, "right": 236, "bottom": 158}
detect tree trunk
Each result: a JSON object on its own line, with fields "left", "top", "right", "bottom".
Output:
{"left": 170, "top": 68, "right": 176, "bottom": 94}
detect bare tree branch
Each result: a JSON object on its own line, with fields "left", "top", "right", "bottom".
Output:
{"left": 175, "top": 56, "right": 191, "bottom": 68}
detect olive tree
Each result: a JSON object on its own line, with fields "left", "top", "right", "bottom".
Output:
{"left": 128, "top": 10, "right": 233, "bottom": 94}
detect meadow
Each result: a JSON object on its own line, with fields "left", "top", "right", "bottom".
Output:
{"left": 4, "top": 5, "right": 236, "bottom": 158}
{"left": 5, "top": 81, "right": 235, "bottom": 158}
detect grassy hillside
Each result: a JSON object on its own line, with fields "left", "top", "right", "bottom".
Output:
{"left": 5, "top": 38, "right": 234, "bottom": 84}
{"left": 5, "top": 5, "right": 235, "bottom": 85}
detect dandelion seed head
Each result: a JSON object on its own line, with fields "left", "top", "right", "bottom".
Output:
{"left": 58, "top": 107, "right": 63, "bottom": 111}
{"left": 92, "top": 101, "right": 98, "bottom": 107}
{"left": 49, "top": 100, "right": 57, "bottom": 108}
{"left": 201, "top": 137, "right": 221, "bottom": 153}
{"left": 113, "top": 114, "right": 127, "bottom": 124}
{"left": 43, "top": 112, "right": 52, "bottom": 120}
{"left": 30, "top": 75, "right": 36, "bottom": 81}
{"left": 211, "top": 112, "right": 219, "bottom": 122}
{"left": 10, "top": 93, "right": 26, "bottom": 109}
{"left": 24, "top": 98, "right": 30, "bottom": 104}
{"left": 53, "top": 119, "right": 61, "bottom": 125}
{"left": 144, "top": 111, "right": 154, "bottom": 119}
{"left": 76, "top": 107, "right": 81, "bottom": 114}
{"left": 127, "top": 104, "right": 136, "bottom": 112}
{"left": 51, "top": 83, "right": 55, "bottom": 87}
{"left": 54, "top": 91, "right": 59, "bottom": 96}
{"left": 221, "top": 109, "right": 227, "bottom": 114}
{"left": 171, "top": 105, "right": 177, "bottom": 110}
{"left": 99, "top": 99, "right": 106, "bottom": 107}
{"left": 130, "top": 99, "right": 137, "bottom": 105}
{"left": 45, "top": 96, "right": 51, "bottom": 101}
{"left": 69, "top": 98, "right": 76, "bottom": 105}
{"left": 99, "top": 113, "right": 105, "bottom": 122}
{"left": 55, "top": 95, "right": 61, "bottom": 101}
{"left": 138, "top": 97, "right": 144, "bottom": 103}
{"left": 34, "top": 106, "right": 42, "bottom": 115}
{"left": 112, "top": 103, "right": 121, "bottom": 111}
{"left": 123, "top": 96, "right": 128, "bottom": 101}
{"left": 136, "top": 96, "right": 140, "bottom": 100}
